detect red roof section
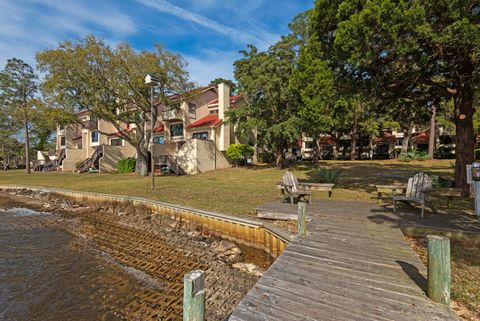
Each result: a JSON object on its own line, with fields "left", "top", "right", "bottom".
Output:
{"left": 207, "top": 94, "right": 243, "bottom": 106}
{"left": 187, "top": 114, "right": 222, "bottom": 129}
{"left": 153, "top": 124, "right": 165, "bottom": 133}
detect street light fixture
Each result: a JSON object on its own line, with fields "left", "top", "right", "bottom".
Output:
{"left": 145, "top": 74, "right": 160, "bottom": 190}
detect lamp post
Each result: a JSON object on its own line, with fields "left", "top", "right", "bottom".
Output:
{"left": 145, "top": 74, "right": 159, "bottom": 190}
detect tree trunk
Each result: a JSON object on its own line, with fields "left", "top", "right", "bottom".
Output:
{"left": 350, "top": 116, "right": 358, "bottom": 160}
{"left": 401, "top": 124, "right": 413, "bottom": 156}
{"left": 24, "top": 116, "right": 30, "bottom": 174}
{"left": 275, "top": 141, "right": 285, "bottom": 169}
{"left": 332, "top": 134, "right": 339, "bottom": 160}
{"left": 428, "top": 105, "right": 436, "bottom": 159}
{"left": 312, "top": 137, "right": 321, "bottom": 163}
{"left": 368, "top": 136, "right": 374, "bottom": 160}
{"left": 454, "top": 88, "right": 475, "bottom": 196}
{"left": 136, "top": 150, "right": 149, "bottom": 176}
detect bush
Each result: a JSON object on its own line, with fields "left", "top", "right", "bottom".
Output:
{"left": 308, "top": 167, "right": 342, "bottom": 184}
{"left": 117, "top": 157, "right": 136, "bottom": 174}
{"left": 226, "top": 144, "right": 254, "bottom": 166}
{"left": 257, "top": 152, "right": 275, "bottom": 164}
{"left": 399, "top": 149, "right": 429, "bottom": 162}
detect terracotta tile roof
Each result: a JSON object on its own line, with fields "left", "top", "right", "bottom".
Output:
{"left": 187, "top": 114, "right": 222, "bottom": 129}
{"left": 153, "top": 124, "right": 165, "bottom": 133}
{"left": 169, "top": 85, "right": 216, "bottom": 101}
{"left": 207, "top": 94, "right": 243, "bottom": 107}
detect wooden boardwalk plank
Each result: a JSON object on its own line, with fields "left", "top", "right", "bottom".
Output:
{"left": 230, "top": 200, "right": 459, "bottom": 320}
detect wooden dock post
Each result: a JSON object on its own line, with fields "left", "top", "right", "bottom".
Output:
{"left": 427, "top": 235, "right": 451, "bottom": 305}
{"left": 297, "top": 201, "right": 307, "bottom": 236}
{"left": 183, "top": 270, "right": 205, "bottom": 321}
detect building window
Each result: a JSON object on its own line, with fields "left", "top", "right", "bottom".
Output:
{"left": 59, "top": 124, "right": 65, "bottom": 130}
{"left": 76, "top": 141, "right": 82, "bottom": 149}
{"left": 153, "top": 135, "right": 165, "bottom": 144}
{"left": 60, "top": 136, "right": 66, "bottom": 146}
{"left": 192, "top": 132, "right": 209, "bottom": 140}
{"left": 170, "top": 123, "right": 184, "bottom": 138}
{"left": 188, "top": 103, "right": 196, "bottom": 118}
{"left": 110, "top": 138, "right": 123, "bottom": 146}
{"left": 209, "top": 109, "right": 219, "bottom": 114}
{"left": 91, "top": 131, "right": 99, "bottom": 143}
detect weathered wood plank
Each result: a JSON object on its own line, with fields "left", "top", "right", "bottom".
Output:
{"left": 230, "top": 200, "right": 459, "bottom": 321}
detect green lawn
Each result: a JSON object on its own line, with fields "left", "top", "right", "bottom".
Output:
{"left": 0, "top": 159, "right": 457, "bottom": 217}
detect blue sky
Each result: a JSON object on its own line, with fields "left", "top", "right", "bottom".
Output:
{"left": 0, "top": 0, "right": 313, "bottom": 85}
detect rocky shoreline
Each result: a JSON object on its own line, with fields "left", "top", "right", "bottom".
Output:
{"left": 0, "top": 189, "right": 271, "bottom": 320}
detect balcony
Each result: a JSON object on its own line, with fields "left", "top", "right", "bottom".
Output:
{"left": 82, "top": 120, "right": 98, "bottom": 130}
{"left": 161, "top": 109, "right": 182, "bottom": 121}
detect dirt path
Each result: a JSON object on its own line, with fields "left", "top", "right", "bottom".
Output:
{"left": 0, "top": 190, "right": 266, "bottom": 320}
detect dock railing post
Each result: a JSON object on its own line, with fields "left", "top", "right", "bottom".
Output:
{"left": 427, "top": 235, "right": 451, "bottom": 305}
{"left": 183, "top": 270, "right": 205, "bottom": 321}
{"left": 297, "top": 200, "right": 307, "bottom": 236}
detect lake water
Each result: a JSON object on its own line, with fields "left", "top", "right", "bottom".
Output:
{"left": 0, "top": 207, "right": 148, "bottom": 321}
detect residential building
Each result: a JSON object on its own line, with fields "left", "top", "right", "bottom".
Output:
{"left": 50, "top": 83, "right": 246, "bottom": 174}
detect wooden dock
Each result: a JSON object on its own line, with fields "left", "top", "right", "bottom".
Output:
{"left": 229, "top": 200, "right": 459, "bottom": 321}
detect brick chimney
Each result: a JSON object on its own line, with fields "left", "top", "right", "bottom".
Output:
{"left": 218, "top": 83, "right": 230, "bottom": 151}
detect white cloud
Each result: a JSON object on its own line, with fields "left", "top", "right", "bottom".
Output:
{"left": 0, "top": 0, "right": 138, "bottom": 68}
{"left": 185, "top": 50, "right": 239, "bottom": 86}
{"left": 135, "top": 0, "right": 277, "bottom": 47}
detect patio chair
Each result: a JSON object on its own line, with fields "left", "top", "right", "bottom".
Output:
{"left": 281, "top": 171, "right": 312, "bottom": 204}
{"left": 393, "top": 172, "right": 437, "bottom": 218}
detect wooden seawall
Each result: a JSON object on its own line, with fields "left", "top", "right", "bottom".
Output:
{"left": 229, "top": 200, "right": 459, "bottom": 321}
{"left": 0, "top": 185, "right": 291, "bottom": 258}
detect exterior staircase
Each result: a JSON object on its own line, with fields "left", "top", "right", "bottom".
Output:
{"left": 156, "top": 155, "right": 185, "bottom": 175}
{"left": 75, "top": 145, "right": 103, "bottom": 173}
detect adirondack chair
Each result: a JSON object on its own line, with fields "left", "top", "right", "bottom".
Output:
{"left": 282, "top": 171, "right": 312, "bottom": 204}
{"left": 393, "top": 172, "right": 437, "bottom": 218}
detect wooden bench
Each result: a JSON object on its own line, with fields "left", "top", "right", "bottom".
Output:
{"left": 375, "top": 184, "right": 407, "bottom": 203}
{"left": 277, "top": 182, "right": 334, "bottom": 198}
{"left": 437, "top": 188, "right": 463, "bottom": 209}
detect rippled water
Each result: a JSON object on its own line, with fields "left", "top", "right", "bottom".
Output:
{"left": 0, "top": 207, "right": 146, "bottom": 321}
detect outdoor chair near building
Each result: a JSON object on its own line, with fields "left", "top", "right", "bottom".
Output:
{"left": 393, "top": 172, "right": 437, "bottom": 218}
{"left": 280, "top": 171, "right": 312, "bottom": 204}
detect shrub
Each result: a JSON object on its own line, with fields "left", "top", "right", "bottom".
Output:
{"left": 399, "top": 149, "right": 429, "bottom": 162}
{"left": 308, "top": 167, "right": 342, "bottom": 184}
{"left": 226, "top": 144, "right": 254, "bottom": 166}
{"left": 257, "top": 152, "right": 275, "bottom": 164}
{"left": 117, "top": 157, "right": 136, "bottom": 174}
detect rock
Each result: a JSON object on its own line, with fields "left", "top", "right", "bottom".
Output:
{"left": 232, "top": 263, "right": 263, "bottom": 277}
{"left": 216, "top": 240, "right": 237, "bottom": 253}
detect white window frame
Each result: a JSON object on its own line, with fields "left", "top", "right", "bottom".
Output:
{"left": 91, "top": 131, "right": 100, "bottom": 146}
{"left": 170, "top": 122, "right": 184, "bottom": 139}
{"left": 109, "top": 138, "right": 124, "bottom": 147}
{"left": 60, "top": 136, "right": 66, "bottom": 148}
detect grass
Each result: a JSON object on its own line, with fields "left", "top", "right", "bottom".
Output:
{"left": 0, "top": 159, "right": 461, "bottom": 217}
{"left": 409, "top": 237, "right": 480, "bottom": 321}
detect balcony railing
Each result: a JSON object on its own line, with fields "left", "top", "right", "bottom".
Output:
{"left": 161, "top": 109, "right": 182, "bottom": 121}
{"left": 82, "top": 120, "right": 98, "bottom": 130}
